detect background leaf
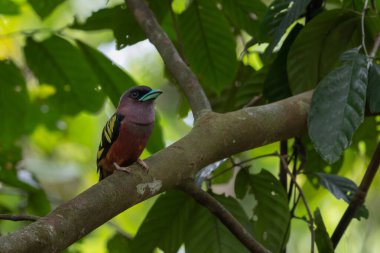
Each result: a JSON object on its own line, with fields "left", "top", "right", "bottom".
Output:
{"left": 178, "top": 0, "right": 238, "bottom": 93}
{"left": 185, "top": 194, "right": 251, "bottom": 253}
{"left": 107, "top": 233, "right": 132, "bottom": 253}
{"left": 76, "top": 40, "right": 136, "bottom": 106}
{"left": 287, "top": 10, "right": 360, "bottom": 94}
{"left": 24, "top": 36, "right": 105, "bottom": 115}
{"left": 314, "top": 209, "right": 334, "bottom": 253}
{"left": 308, "top": 48, "right": 368, "bottom": 164}
{"left": 367, "top": 63, "right": 380, "bottom": 113}
{"left": 146, "top": 113, "right": 165, "bottom": 154}
{"left": 0, "top": 0, "right": 19, "bottom": 15}
{"left": 27, "top": 0, "right": 65, "bottom": 19}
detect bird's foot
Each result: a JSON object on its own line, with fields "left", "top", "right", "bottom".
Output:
{"left": 137, "top": 159, "right": 149, "bottom": 173}
{"left": 113, "top": 162, "right": 132, "bottom": 173}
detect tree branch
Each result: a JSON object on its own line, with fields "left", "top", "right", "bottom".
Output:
{"left": 331, "top": 142, "right": 380, "bottom": 248}
{"left": 124, "top": 0, "right": 211, "bottom": 119}
{"left": 0, "top": 214, "right": 40, "bottom": 222}
{"left": 180, "top": 181, "right": 270, "bottom": 253}
{"left": 0, "top": 91, "right": 313, "bottom": 252}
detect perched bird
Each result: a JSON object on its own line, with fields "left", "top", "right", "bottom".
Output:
{"left": 96, "top": 86, "right": 162, "bottom": 180}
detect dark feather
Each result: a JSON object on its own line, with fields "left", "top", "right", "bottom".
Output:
{"left": 96, "top": 113, "right": 124, "bottom": 176}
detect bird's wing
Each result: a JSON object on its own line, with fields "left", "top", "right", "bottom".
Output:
{"left": 96, "top": 113, "right": 124, "bottom": 173}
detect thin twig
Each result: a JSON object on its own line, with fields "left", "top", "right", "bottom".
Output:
{"left": 331, "top": 142, "right": 380, "bottom": 248}
{"left": 279, "top": 140, "right": 288, "bottom": 191}
{"left": 0, "top": 214, "right": 40, "bottom": 222}
{"left": 361, "top": 0, "right": 370, "bottom": 56}
{"left": 278, "top": 154, "right": 315, "bottom": 253}
{"left": 124, "top": 0, "right": 211, "bottom": 119}
{"left": 369, "top": 33, "right": 380, "bottom": 58}
{"left": 244, "top": 95, "right": 263, "bottom": 108}
{"left": 180, "top": 181, "right": 270, "bottom": 253}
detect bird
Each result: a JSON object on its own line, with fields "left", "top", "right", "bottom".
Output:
{"left": 96, "top": 85, "right": 162, "bottom": 180}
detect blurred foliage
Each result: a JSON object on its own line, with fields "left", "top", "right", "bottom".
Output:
{"left": 0, "top": 0, "right": 380, "bottom": 253}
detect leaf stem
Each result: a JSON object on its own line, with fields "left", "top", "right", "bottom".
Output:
{"left": 0, "top": 214, "right": 40, "bottom": 222}
{"left": 361, "top": 0, "right": 370, "bottom": 56}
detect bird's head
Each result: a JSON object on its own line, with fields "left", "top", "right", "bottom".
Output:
{"left": 117, "top": 86, "right": 162, "bottom": 124}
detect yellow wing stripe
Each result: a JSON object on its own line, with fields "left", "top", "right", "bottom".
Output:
{"left": 106, "top": 122, "right": 112, "bottom": 137}
{"left": 97, "top": 148, "right": 104, "bottom": 159}
{"left": 110, "top": 115, "right": 116, "bottom": 130}
{"left": 104, "top": 128, "right": 111, "bottom": 143}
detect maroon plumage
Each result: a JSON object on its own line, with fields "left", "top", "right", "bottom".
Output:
{"left": 96, "top": 86, "right": 162, "bottom": 180}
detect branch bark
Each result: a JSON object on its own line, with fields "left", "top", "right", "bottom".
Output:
{"left": 0, "top": 91, "right": 313, "bottom": 252}
{"left": 331, "top": 142, "right": 380, "bottom": 248}
{"left": 124, "top": 0, "right": 211, "bottom": 119}
{"left": 180, "top": 182, "right": 270, "bottom": 253}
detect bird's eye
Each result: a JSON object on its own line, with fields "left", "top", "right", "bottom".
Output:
{"left": 131, "top": 91, "right": 139, "bottom": 98}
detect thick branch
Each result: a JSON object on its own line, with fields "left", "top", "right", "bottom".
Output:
{"left": 180, "top": 182, "right": 269, "bottom": 253}
{"left": 0, "top": 214, "right": 39, "bottom": 222}
{"left": 124, "top": 0, "right": 211, "bottom": 119}
{"left": 0, "top": 91, "right": 312, "bottom": 252}
{"left": 331, "top": 142, "right": 380, "bottom": 248}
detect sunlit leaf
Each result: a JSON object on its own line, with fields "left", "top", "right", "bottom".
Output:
{"left": 247, "top": 169, "right": 290, "bottom": 253}
{"left": 367, "top": 63, "right": 380, "bottom": 113}
{"left": 178, "top": 0, "right": 237, "bottom": 93}
{"left": 24, "top": 36, "right": 105, "bottom": 115}
{"left": 287, "top": 10, "right": 360, "bottom": 94}
{"left": 107, "top": 233, "right": 132, "bottom": 253}
{"left": 76, "top": 40, "right": 136, "bottom": 106}
{"left": 0, "top": 0, "right": 19, "bottom": 15}
{"left": 132, "top": 191, "right": 195, "bottom": 253}
{"left": 308, "top": 48, "right": 368, "bottom": 164}
{"left": 263, "top": 0, "right": 312, "bottom": 54}
{"left": 185, "top": 194, "right": 251, "bottom": 253}
{"left": 314, "top": 209, "right": 334, "bottom": 253}
{"left": 27, "top": 0, "right": 65, "bottom": 18}
{"left": 210, "top": 159, "right": 234, "bottom": 184}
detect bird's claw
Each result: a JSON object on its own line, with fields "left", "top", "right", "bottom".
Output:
{"left": 113, "top": 162, "right": 132, "bottom": 173}
{"left": 137, "top": 159, "right": 149, "bottom": 173}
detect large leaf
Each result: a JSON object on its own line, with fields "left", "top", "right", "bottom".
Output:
{"left": 235, "top": 169, "right": 290, "bottom": 253}
{"left": 0, "top": 60, "right": 29, "bottom": 149}
{"left": 185, "top": 194, "right": 251, "bottom": 253}
{"left": 262, "top": 0, "right": 312, "bottom": 54}
{"left": 219, "top": 0, "right": 266, "bottom": 38}
{"left": 263, "top": 24, "right": 302, "bottom": 102}
{"left": 27, "top": 0, "right": 65, "bottom": 18}
{"left": 0, "top": 0, "right": 19, "bottom": 15}
{"left": 314, "top": 172, "right": 368, "bottom": 220}
{"left": 314, "top": 209, "right": 334, "bottom": 253}
{"left": 308, "top": 48, "right": 368, "bottom": 164}
{"left": 107, "top": 233, "right": 132, "bottom": 253}
{"left": 178, "top": 0, "right": 237, "bottom": 93}
{"left": 76, "top": 40, "right": 136, "bottom": 106}
{"left": 72, "top": 2, "right": 169, "bottom": 49}
{"left": 24, "top": 36, "right": 105, "bottom": 115}
{"left": 132, "top": 191, "right": 195, "bottom": 253}
{"left": 146, "top": 112, "right": 165, "bottom": 154}
{"left": 287, "top": 10, "right": 360, "bottom": 94}
{"left": 367, "top": 63, "right": 380, "bottom": 113}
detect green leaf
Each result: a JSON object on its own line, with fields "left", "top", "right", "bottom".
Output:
{"left": 314, "top": 209, "right": 334, "bottom": 253}
{"left": 0, "top": 0, "right": 19, "bottom": 15}
{"left": 178, "top": 0, "right": 238, "bottom": 93}
{"left": 27, "top": 189, "right": 51, "bottom": 216}
{"left": 314, "top": 172, "right": 368, "bottom": 220}
{"left": 71, "top": 5, "right": 144, "bottom": 49}
{"left": 211, "top": 159, "right": 234, "bottom": 184}
{"left": 24, "top": 36, "right": 105, "bottom": 115}
{"left": 248, "top": 169, "right": 290, "bottom": 253}
{"left": 351, "top": 117, "right": 379, "bottom": 156}
{"left": 219, "top": 0, "right": 266, "bottom": 38}
{"left": 263, "top": 24, "right": 302, "bottom": 102}
{"left": 287, "top": 10, "right": 360, "bottom": 94}
{"left": 234, "top": 169, "right": 250, "bottom": 199}
{"left": 308, "top": 48, "right": 368, "bottom": 164}
{"left": 132, "top": 191, "right": 195, "bottom": 253}
{"left": 146, "top": 112, "right": 165, "bottom": 154}
{"left": 107, "top": 233, "right": 132, "bottom": 253}
{"left": 27, "top": 0, "right": 65, "bottom": 19}
{"left": 367, "top": 63, "right": 380, "bottom": 113}
{"left": 0, "top": 60, "right": 29, "bottom": 149}
{"left": 263, "top": 0, "right": 312, "bottom": 54}
{"left": 76, "top": 40, "right": 136, "bottom": 106}
{"left": 185, "top": 194, "right": 251, "bottom": 253}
